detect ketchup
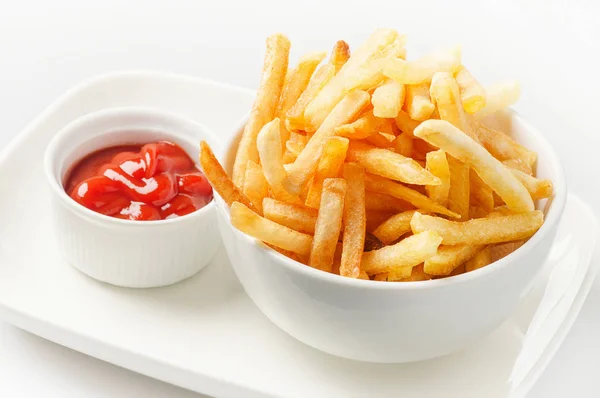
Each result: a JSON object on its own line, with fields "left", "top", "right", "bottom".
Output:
{"left": 65, "top": 141, "right": 213, "bottom": 221}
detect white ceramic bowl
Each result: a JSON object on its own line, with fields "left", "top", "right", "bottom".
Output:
{"left": 214, "top": 111, "right": 567, "bottom": 363}
{"left": 44, "top": 107, "right": 221, "bottom": 288}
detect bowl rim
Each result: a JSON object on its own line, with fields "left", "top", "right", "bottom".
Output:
{"left": 215, "top": 109, "right": 568, "bottom": 290}
{"left": 44, "top": 106, "right": 217, "bottom": 227}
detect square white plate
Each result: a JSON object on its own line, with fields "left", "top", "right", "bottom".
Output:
{"left": 0, "top": 72, "right": 597, "bottom": 398}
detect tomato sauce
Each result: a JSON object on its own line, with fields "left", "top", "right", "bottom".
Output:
{"left": 65, "top": 141, "right": 213, "bottom": 221}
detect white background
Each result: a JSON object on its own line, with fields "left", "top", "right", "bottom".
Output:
{"left": 0, "top": 0, "right": 599, "bottom": 396}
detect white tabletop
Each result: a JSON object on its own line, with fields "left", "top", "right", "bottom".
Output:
{"left": 1, "top": 1, "right": 599, "bottom": 396}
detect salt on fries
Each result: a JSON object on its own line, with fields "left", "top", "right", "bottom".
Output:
{"left": 200, "top": 29, "right": 554, "bottom": 282}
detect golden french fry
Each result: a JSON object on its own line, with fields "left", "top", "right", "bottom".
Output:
{"left": 398, "top": 264, "right": 432, "bottom": 282}
{"left": 231, "top": 202, "right": 313, "bottom": 255}
{"left": 387, "top": 268, "right": 413, "bottom": 281}
{"left": 405, "top": 83, "right": 435, "bottom": 121}
{"left": 509, "top": 168, "right": 554, "bottom": 200}
{"left": 454, "top": 65, "right": 486, "bottom": 114}
{"left": 410, "top": 211, "right": 544, "bottom": 245}
{"left": 233, "top": 34, "right": 290, "bottom": 187}
{"left": 394, "top": 109, "right": 420, "bottom": 136}
{"left": 502, "top": 158, "right": 533, "bottom": 175}
{"left": 329, "top": 40, "right": 351, "bottom": 73}
{"left": 243, "top": 160, "right": 269, "bottom": 214}
{"left": 347, "top": 141, "right": 441, "bottom": 185}
{"left": 469, "top": 168, "right": 494, "bottom": 211}
{"left": 362, "top": 231, "right": 442, "bottom": 275}
{"left": 425, "top": 150, "right": 451, "bottom": 207}
{"left": 447, "top": 156, "right": 470, "bottom": 220}
{"left": 358, "top": 270, "right": 370, "bottom": 280}
{"left": 365, "top": 191, "right": 413, "bottom": 212}
{"left": 309, "top": 178, "right": 347, "bottom": 272}
{"left": 305, "top": 137, "right": 349, "bottom": 208}
{"left": 366, "top": 209, "right": 395, "bottom": 233}
{"left": 372, "top": 79, "right": 405, "bottom": 118}
{"left": 200, "top": 141, "right": 257, "bottom": 212}
{"left": 383, "top": 45, "right": 461, "bottom": 84}
{"left": 335, "top": 110, "right": 394, "bottom": 140}
{"left": 266, "top": 243, "right": 307, "bottom": 265}
{"left": 285, "top": 140, "right": 305, "bottom": 158}
{"left": 304, "top": 30, "right": 404, "bottom": 131}
{"left": 372, "top": 210, "right": 417, "bottom": 244}
{"left": 365, "top": 173, "right": 459, "bottom": 218}
{"left": 393, "top": 133, "right": 413, "bottom": 157}
{"left": 415, "top": 119, "right": 534, "bottom": 213}
{"left": 340, "top": 163, "right": 367, "bottom": 278}
{"left": 490, "top": 240, "right": 525, "bottom": 262}
{"left": 424, "top": 244, "right": 483, "bottom": 276}
{"left": 429, "top": 72, "right": 480, "bottom": 143}
{"left": 464, "top": 246, "right": 492, "bottom": 272}
{"left": 364, "top": 132, "right": 394, "bottom": 148}
{"left": 262, "top": 197, "right": 318, "bottom": 234}
{"left": 471, "top": 120, "right": 537, "bottom": 169}
{"left": 256, "top": 118, "right": 301, "bottom": 203}
{"left": 448, "top": 264, "right": 466, "bottom": 277}
{"left": 285, "top": 90, "right": 370, "bottom": 195}
{"left": 476, "top": 81, "right": 521, "bottom": 117}
{"left": 285, "top": 66, "right": 335, "bottom": 133}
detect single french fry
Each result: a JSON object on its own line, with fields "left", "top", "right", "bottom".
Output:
{"left": 447, "top": 156, "right": 470, "bottom": 220}
{"left": 233, "top": 34, "right": 290, "bottom": 187}
{"left": 490, "top": 240, "right": 525, "bottom": 262}
{"left": 256, "top": 118, "right": 301, "bottom": 203}
{"left": 465, "top": 246, "right": 493, "bottom": 272}
{"left": 510, "top": 168, "right": 554, "bottom": 200}
{"left": 454, "top": 65, "right": 486, "bottom": 114}
{"left": 365, "top": 191, "right": 413, "bottom": 213}
{"left": 384, "top": 45, "right": 462, "bottom": 84}
{"left": 335, "top": 110, "right": 394, "bottom": 140}
{"left": 425, "top": 150, "right": 451, "bottom": 207}
{"left": 424, "top": 244, "right": 483, "bottom": 276}
{"left": 329, "top": 40, "right": 351, "bottom": 73}
{"left": 372, "top": 79, "right": 405, "bottom": 118}
{"left": 305, "top": 137, "right": 349, "bottom": 208}
{"left": 304, "top": 30, "right": 404, "bottom": 131}
{"left": 471, "top": 120, "right": 537, "bottom": 169}
{"left": 340, "top": 163, "right": 367, "bottom": 278}
{"left": 231, "top": 202, "right": 312, "bottom": 255}
{"left": 309, "top": 178, "right": 347, "bottom": 272}
{"left": 394, "top": 109, "right": 420, "bottom": 136}
{"left": 429, "top": 72, "right": 480, "bottom": 144}
{"left": 365, "top": 173, "right": 459, "bottom": 218}
{"left": 393, "top": 133, "right": 413, "bottom": 157}
{"left": 404, "top": 83, "right": 435, "bottom": 121}
{"left": 286, "top": 64, "right": 336, "bottom": 132}
{"left": 362, "top": 230, "right": 442, "bottom": 275}
{"left": 502, "top": 158, "right": 533, "bottom": 175}
{"left": 243, "top": 160, "right": 269, "bottom": 214}
{"left": 469, "top": 168, "right": 494, "bottom": 211}
{"left": 372, "top": 210, "right": 417, "bottom": 244}
{"left": 366, "top": 209, "right": 395, "bottom": 233}
{"left": 347, "top": 141, "right": 440, "bottom": 185}
{"left": 200, "top": 141, "right": 256, "bottom": 212}
{"left": 285, "top": 90, "right": 370, "bottom": 195}
{"left": 262, "top": 197, "right": 318, "bottom": 234}
{"left": 415, "top": 119, "right": 534, "bottom": 213}
{"left": 397, "top": 264, "right": 432, "bottom": 282}
{"left": 410, "top": 211, "right": 544, "bottom": 245}
{"left": 387, "top": 268, "right": 413, "bottom": 281}
{"left": 476, "top": 81, "right": 521, "bottom": 117}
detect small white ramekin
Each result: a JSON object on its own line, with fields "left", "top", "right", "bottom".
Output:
{"left": 44, "top": 107, "right": 221, "bottom": 288}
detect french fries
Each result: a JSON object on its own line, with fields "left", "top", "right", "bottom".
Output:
{"left": 340, "top": 163, "right": 367, "bottom": 278}
{"left": 233, "top": 34, "right": 290, "bottom": 187}
{"left": 362, "top": 231, "right": 442, "bottom": 275}
{"left": 285, "top": 90, "right": 370, "bottom": 195}
{"left": 205, "top": 29, "right": 553, "bottom": 283}
{"left": 309, "top": 178, "right": 347, "bottom": 272}
{"left": 411, "top": 211, "right": 544, "bottom": 245}
{"left": 415, "top": 120, "right": 534, "bottom": 213}
{"left": 263, "top": 197, "right": 318, "bottom": 234}
{"left": 383, "top": 45, "right": 461, "bottom": 84}
{"left": 305, "top": 137, "right": 349, "bottom": 208}
{"left": 372, "top": 79, "right": 405, "bottom": 118}
{"left": 231, "top": 202, "right": 313, "bottom": 255}
{"left": 347, "top": 141, "right": 441, "bottom": 185}
{"left": 454, "top": 65, "right": 486, "bottom": 114}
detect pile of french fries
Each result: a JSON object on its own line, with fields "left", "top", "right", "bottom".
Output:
{"left": 200, "top": 29, "right": 554, "bottom": 282}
